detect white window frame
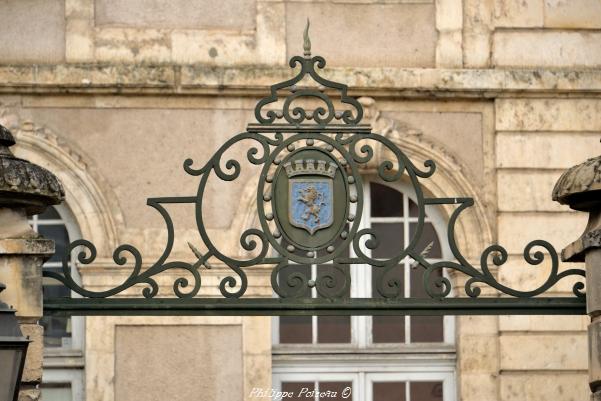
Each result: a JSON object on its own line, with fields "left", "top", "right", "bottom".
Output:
{"left": 39, "top": 368, "right": 85, "bottom": 401}
{"left": 272, "top": 177, "right": 457, "bottom": 401}
{"left": 365, "top": 371, "right": 455, "bottom": 401}
{"left": 273, "top": 372, "right": 359, "bottom": 401}
{"left": 31, "top": 204, "right": 85, "bottom": 401}
{"left": 274, "top": 363, "right": 455, "bottom": 401}
{"left": 359, "top": 178, "right": 455, "bottom": 347}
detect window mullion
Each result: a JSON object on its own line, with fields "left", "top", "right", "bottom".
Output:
{"left": 360, "top": 181, "right": 372, "bottom": 348}
{"left": 403, "top": 194, "right": 411, "bottom": 344}
{"left": 359, "top": 372, "right": 366, "bottom": 401}
{"left": 312, "top": 263, "right": 317, "bottom": 344}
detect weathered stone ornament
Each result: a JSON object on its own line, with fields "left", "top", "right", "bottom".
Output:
{"left": 553, "top": 154, "right": 601, "bottom": 261}
{"left": 0, "top": 125, "right": 64, "bottom": 214}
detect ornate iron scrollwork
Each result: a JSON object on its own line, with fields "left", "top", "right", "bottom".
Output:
{"left": 43, "top": 24, "right": 585, "bottom": 314}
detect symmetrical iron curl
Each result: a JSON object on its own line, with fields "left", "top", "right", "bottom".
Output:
{"left": 253, "top": 55, "right": 363, "bottom": 126}
{"left": 43, "top": 129, "right": 586, "bottom": 301}
{"left": 43, "top": 48, "right": 586, "bottom": 312}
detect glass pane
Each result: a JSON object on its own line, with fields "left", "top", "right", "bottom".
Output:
{"left": 40, "top": 280, "right": 71, "bottom": 347}
{"left": 408, "top": 223, "right": 441, "bottom": 259}
{"left": 371, "top": 182, "right": 403, "bottom": 217}
{"left": 371, "top": 223, "right": 404, "bottom": 259}
{"left": 38, "top": 224, "right": 70, "bottom": 263}
{"left": 282, "top": 382, "right": 314, "bottom": 401}
{"left": 411, "top": 316, "right": 444, "bottom": 343}
{"left": 40, "top": 315, "right": 71, "bottom": 347}
{"left": 409, "top": 198, "right": 419, "bottom": 217}
{"left": 38, "top": 207, "right": 61, "bottom": 220}
{"left": 373, "top": 316, "right": 405, "bottom": 343}
{"left": 41, "top": 386, "right": 73, "bottom": 401}
{"left": 316, "top": 232, "right": 350, "bottom": 343}
{"left": 43, "top": 283, "right": 70, "bottom": 298}
{"left": 410, "top": 381, "right": 443, "bottom": 401}
{"left": 320, "top": 382, "right": 352, "bottom": 401}
{"left": 279, "top": 316, "right": 312, "bottom": 344}
{"left": 372, "top": 264, "right": 405, "bottom": 343}
{"left": 317, "top": 316, "right": 351, "bottom": 343}
{"left": 373, "top": 381, "right": 406, "bottom": 401}
{"left": 410, "top": 264, "right": 442, "bottom": 299}
{"left": 372, "top": 265, "right": 406, "bottom": 343}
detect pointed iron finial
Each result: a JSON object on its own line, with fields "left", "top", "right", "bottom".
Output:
{"left": 303, "top": 18, "right": 311, "bottom": 58}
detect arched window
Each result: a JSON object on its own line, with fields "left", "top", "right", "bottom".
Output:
{"left": 30, "top": 205, "right": 85, "bottom": 401}
{"left": 273, "top": 178, "right": 455, "bottom": 401}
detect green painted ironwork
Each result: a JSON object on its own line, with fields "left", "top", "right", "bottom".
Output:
{"left": 43, "top": 23, "right": 586, "bottom": 316}
{"left": 44, "top": 298, "right": 586, "bottom": 316}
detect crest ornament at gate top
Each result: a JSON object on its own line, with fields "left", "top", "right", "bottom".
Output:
{"left": 42, "top": 21, "right": 587, "bottom": 316}
{"left": 271, "top": 147, "right": 348, "bottom": 252}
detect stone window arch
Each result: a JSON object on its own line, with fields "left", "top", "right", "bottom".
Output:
{"left": 13, "top": 122, "right": 123, "bottom": 256}
{"left": 11, "top": 120, "right": 124, "bottom": 401}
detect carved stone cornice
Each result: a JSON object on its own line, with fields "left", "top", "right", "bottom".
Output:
{"left": 1, "top": 64, "right": 601, "bottom": 97}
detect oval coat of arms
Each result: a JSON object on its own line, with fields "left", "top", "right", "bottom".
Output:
{"left": 271, "top": 148, "right": 349, "bottom": 252}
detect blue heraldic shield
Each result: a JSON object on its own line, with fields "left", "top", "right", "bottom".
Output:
{"left": 289, "top": 178, "right": 334, "bottom": 235}
{"left": 285, "top": 158, "right": 338, "bottom": 235}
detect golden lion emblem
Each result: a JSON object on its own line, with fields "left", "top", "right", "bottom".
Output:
{"left": 297, "top": 185, "right": 326, "bottom": 225}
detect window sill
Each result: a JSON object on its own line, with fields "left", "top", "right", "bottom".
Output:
{"left": 272, "top": 343, "right": 456, "bottom": 355}
{"left": 43, "top": 353, "right": 85, "bottom": 369}
{"left": 272, "top": 352, "right": 456, "bottom": 370}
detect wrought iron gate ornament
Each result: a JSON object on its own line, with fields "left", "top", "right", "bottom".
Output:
{"left": 43, "top": 23, "right": 586, "bottom": 316}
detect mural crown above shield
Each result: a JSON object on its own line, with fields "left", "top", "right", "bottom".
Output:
{"left": 284, "top": 159, "right": 338, "bottom": 179}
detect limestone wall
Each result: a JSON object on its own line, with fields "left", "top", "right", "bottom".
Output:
{"left": 0, "top": 0, "right": 598, "bottom": 400}
{"left": 1, "top": 0, "right": 598, "bottom": 69}
{"left": 466, "top": 0, "right": 601, "bottom": 68}
{"left": 493, "top": 98, "right": 598, "bottom": 401}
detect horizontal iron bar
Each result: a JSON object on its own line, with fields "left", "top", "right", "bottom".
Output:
{"left": 43, "top": 297, "right": 586, "bottom": 316}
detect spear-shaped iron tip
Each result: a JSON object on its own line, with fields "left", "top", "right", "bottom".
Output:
{"left": 188, "top": 242, "right": 212, "bottom": 269}
{"left": 303, "top": 18, "right": 311, "bottom": 58}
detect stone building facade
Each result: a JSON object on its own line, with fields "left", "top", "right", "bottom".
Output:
{"left": 0, "top": 0, "right": 599, "bottom": 400}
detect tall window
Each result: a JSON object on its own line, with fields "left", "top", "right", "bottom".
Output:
{"left": 273, "top": 179, "right": 455, "bottom": 401}
{"left": 30, "top": 205, "right": 85, "bottom": 401}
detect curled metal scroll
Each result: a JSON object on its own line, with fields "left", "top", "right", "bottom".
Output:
{"left": 43, "top": 48, "right": 586, "bottom": 302}
{"left": 253, "top": 55, "right": 363, "bottom": 126}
